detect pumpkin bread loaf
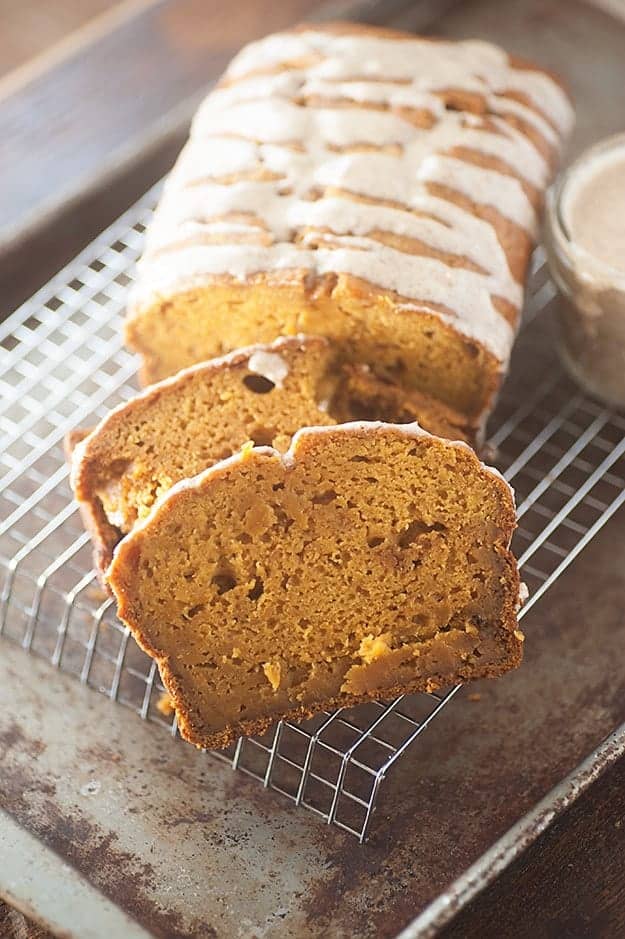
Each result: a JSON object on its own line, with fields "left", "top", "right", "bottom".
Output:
{"left": 68, "top": 335, "right": 472, "bottom": 577}
{"left": 107, "top": 422, "right": 522, "bottom": 750}
{"left": 125, "top": 22, "right": 573, "bottom": 435}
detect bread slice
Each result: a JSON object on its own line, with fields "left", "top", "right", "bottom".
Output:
{"left": 125, "top": 22, "right": 573, "bottom": 432}
{"left": 107, "top": 422, "right": 522, "bottom": 750}
{"left": 69, "top": 335, "right": 472, "bottom": 577}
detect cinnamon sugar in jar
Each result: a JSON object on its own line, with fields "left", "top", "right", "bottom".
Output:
{"left": 546, "top": 133, "right": 625, "bottom": 406}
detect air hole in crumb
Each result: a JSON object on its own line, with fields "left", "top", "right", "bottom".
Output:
{"left": 248, "top": 578, "right": 264, "bottom": 601}
{"left": 185, "top": 604, "right": 205, "bottom": 619}
{"left": 349, "top": 455, "right": 372, "bottom": 463}
{"left": 250, "top": 425, "right": 276, "bottom": 447}
{"left": 398, "top": 519, "right": 446, "bottom": 547}
{"left": 243, "top": 374, "right": 275, "bottom": 394}
{"left": 312, "top": 489, "right": 337, "bottom": 505}
{"left": 212, "top": 571, "right": 237, "bottom": 594}
{"left": 272, "top": 482, "right": 285, "bottom": 491}
{"left": 367, "top": 535, "right": 384, "bottom": 548}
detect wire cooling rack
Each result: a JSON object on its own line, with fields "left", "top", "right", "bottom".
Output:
{"left": 2, "top": 186, "right": 625, "bottom": 842}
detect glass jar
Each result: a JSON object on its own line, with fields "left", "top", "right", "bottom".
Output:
{"left": 545, "top": 133, "right": 625, "bottom": 407}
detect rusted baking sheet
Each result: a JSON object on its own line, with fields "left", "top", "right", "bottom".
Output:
{"left": 2, "top": 1, "right": 625, "bottom": 937}
{"left": 3, "top": 511, "right": 625, "bottom": 939}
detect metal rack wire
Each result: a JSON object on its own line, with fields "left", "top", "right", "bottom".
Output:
{"left": 1, "top": 185, "right": 625, "bottom": 842}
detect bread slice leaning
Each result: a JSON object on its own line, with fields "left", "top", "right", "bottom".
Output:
{"left": 107, "top": 422, "right": 523, "bottom": 751}
{"left": 68, "top": 335, "right": 472, "bottom": 578}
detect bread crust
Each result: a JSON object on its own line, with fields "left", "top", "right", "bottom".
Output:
{"left": 162, "top": 633, "right": 522, "bottom": 751}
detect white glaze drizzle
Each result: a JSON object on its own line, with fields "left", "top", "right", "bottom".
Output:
{"left": 135, "top": 241, "right": 514, "bottom": 360}
{"left": 132, "top": 28, "right": 573, "bottom": 365}
{"left": 248, "top": 350, "right": 289, "bottom": 387}
{"left": 146, "top": 185, "right": 523, "bottom": 306}
{"left": 224, "top": 32, "right": 572, "bottom": 134}
{"left": 197, "top": 81, "right": 548, "bottom": 188}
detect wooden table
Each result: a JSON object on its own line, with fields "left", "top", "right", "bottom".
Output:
{"left": 1, "top": 2, "right": 624, "bottom": 937}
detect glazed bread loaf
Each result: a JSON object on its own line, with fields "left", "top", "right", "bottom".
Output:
{"left": 107, "top": 422, "right": 523, "bottom": 750}
{"left": 69, "top": 335, "right": 472, "bottom": 578}
{"left": 126, "top": 22, "right": 573, "bottom": 435}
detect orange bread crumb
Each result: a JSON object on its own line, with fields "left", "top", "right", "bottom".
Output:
{"left": 107, "top": 422, "right": 522, "bottom": 750}
{"left": 68, "top": 336, "right": 472, "bottom": 577}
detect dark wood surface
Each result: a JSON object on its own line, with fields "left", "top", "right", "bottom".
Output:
{"left": 0, "top": 0, "right": 319, "bottom": 247}
{"left": 0, "top": 0, "right": 113, "bottom": 77}
{"left": 440, "top": 754, "right": 625, "bottom": 939}
{"left": 1, "top": 1, "right": 625, "bottom": 937}
{"left": 0, "top": 0, "right": 322, "bottom": 314}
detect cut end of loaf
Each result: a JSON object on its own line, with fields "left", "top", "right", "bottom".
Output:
{"left": 125, "top": 274, "right": 504, "bottom": 423}
{"left": 108, "top": 423, "right": 522, "bottom": 750}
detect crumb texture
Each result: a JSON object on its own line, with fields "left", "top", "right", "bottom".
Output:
{"left": 108, "top": 425, "right": 522, "bottom": 750}
{"left": 69, "top": 335, "right": 473, "bottom": 575}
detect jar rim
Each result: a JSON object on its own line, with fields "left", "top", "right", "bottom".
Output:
{"left": 548, "top": 132, "right": 625, "bottom": 283}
